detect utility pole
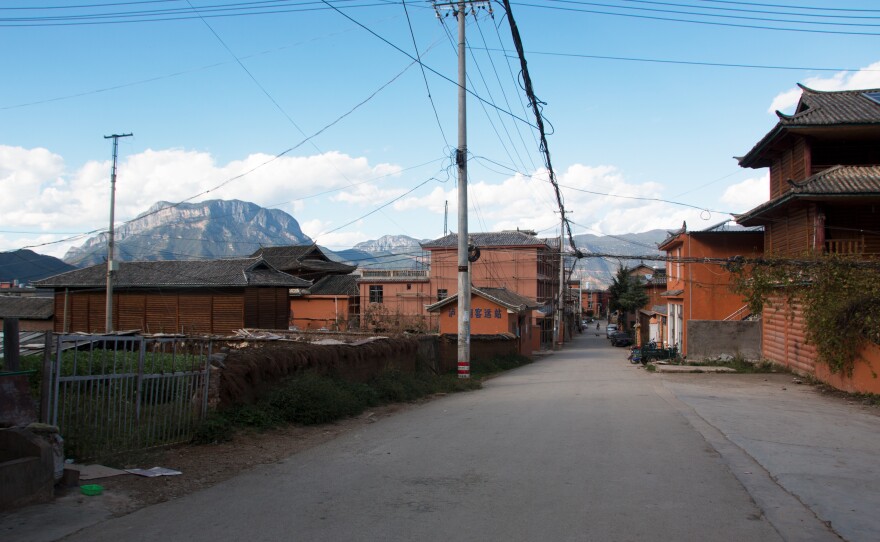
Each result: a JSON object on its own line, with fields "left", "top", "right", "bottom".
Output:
{"left": 555, "top": 217, "right": 565, "bottom": 348}
{"left": 103, "top": 133, "right": 133, "bottom": 333}
{"left": 434, "top": 0, "right": 488, "bottom": 378}
{"left": 454, "top": 0, "right": 471, "bottom": 378}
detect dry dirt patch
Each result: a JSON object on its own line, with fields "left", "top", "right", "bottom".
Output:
{"left": 89, "top": 402, "right": 417, "bottom": 515}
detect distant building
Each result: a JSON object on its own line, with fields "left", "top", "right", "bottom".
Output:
{"left": 658, "top": 220, "right": 763, "bottom": 355}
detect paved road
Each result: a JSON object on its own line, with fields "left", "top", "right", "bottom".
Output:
{"left": 9, "top": 328, "right": 876, "bottom": 541}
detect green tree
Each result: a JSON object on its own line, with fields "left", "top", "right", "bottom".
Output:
{"left": 608, "top": 266, "right": 649, "bottom": 329}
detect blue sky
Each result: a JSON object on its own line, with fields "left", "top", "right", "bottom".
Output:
{"left": 2, "top": 0, "right": 879, "bottom": 259}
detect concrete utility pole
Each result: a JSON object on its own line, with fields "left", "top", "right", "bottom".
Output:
{"left": 455, "top": 0, "right": 471, "bottom": 378}
{"left": 104, "top": 133, "right": 133, "bottom": 333}
{"left": 434, "top": 0, "right": 488, "bottom": 378}
{"left": 556, "top": 219, "right": 565, "bottom": 348}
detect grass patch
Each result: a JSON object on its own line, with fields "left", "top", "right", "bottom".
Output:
{"left": 193, "top": 354, "right": 526, "bottom": 444}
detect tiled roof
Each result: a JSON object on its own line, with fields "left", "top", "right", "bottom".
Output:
{"left": 737, "top": 165, "right": 880, "bottom": 225}
{"left": 777, "top": 86, "right": 880, "bottom": 126}
{"left": 422, "top": 231, "right": 551, "bottom": 249}
{"left": 660, "top": 289, "right": 684, "bottom": 297}
{"left": 699, "top": 219, "right": 763, "bottom": 234}
{"left": 33, "top": 258, "right": 311, "bottom": 289}
{"left": 425, "top": 286, "right": 539, "bottom": 312}
{"left": 0, "top": 296, "right": 53, "bottom": 319}
{"left": 740, "top": 86, "right": 880, "bottom": 167}
{"left": 308, "top": 275, "right": 359, "bottom": 296}
{"left": 251, "top": 245, "right": 356, "bottom": 276}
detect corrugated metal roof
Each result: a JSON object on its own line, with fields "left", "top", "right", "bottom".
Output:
{"left": 308, "top": 275, "right": 359, "bottom": 296}
{"left": 736, "top": 165, "right": 880, "bottom": 224}
{"left": 33, "top": 258, "right": 311, "bottom": 289}
{"left": 0, "top": 297, "right": 53, "bottom": 319}
{"left": 422, "top": 231, "right": 551, "bottom": 249}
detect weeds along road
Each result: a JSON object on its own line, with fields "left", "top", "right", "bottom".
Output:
{"left": 60, "top": 331, "right": 837, "bottom": 542}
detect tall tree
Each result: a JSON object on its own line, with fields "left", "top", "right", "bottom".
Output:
{"left": 608, "top": 266, "right": 649, "bottom": 329}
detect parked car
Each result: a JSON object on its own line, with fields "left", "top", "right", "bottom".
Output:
{"left": 605, "top": 324, "right": 618, "bottom": 338}
{"left": 609, "top": 331, "right": 633, "bottom": 347}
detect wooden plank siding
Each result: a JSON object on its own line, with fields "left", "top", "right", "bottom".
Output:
{"left": 769, "top": 136, "right": 809, "bottom": 199}
{"left": 117, "top": 294, "right": 146, "bottom": 331}
{"left": 213, "top": 294, "right": 244, "bottom": 335}
{"left": 762, "top": 295, "right": 817, "bottom": 376}
{"left": 766, "top": 205, "right": 814, "bottom": 256}
{"left": 53, "top": 288, "right": 289, "bottom": 335}
{"left": 178, "top": 293, "right": 212, "bottom": 335}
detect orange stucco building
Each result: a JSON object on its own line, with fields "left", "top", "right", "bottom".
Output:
{"left": 658, "top": 220, "right": 764, "bottom": 356}
{"left": 356, "top": 231, "right": 559, "bottom": 346}
{"left": 356, "top": 269, "right": 436, "bottom": 332}
{"left": 426, "top": 286, "right": 540, "bottom": 356}
{"left": 289, "top": 275, "right": 360, "bottom": 331}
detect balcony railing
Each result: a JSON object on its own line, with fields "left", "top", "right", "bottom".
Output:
{"left": 360, "top": 269, "right": 429, "bottom": 279}
{"left": 825, "top": 238, "right": 864, "bottom": 255}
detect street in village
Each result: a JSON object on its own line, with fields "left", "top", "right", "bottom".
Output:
{"left": 5, "top": 328, "right": 880, "bottom": 542}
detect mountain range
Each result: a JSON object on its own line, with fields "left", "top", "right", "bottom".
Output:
{"left": 8, "top": 199, "right": 668, "bottom": 287}
{"left": 0, "top": 249, "right": 76, "bottom": 284}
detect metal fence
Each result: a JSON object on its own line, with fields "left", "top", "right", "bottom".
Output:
{"left": 46, "top": 334, "right": 212, "bottom": 460}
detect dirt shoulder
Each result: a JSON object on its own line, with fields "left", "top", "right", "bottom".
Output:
{"left": 83, "top": 401, "right": 419, "bottom": 516}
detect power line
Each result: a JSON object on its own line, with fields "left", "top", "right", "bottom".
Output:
{"left": 512, "top": 1, "right": 880, "bottom": 36}
{"left": 479, "top": 47, "right": 880, "bottom": 73}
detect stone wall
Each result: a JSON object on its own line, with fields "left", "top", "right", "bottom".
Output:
{"left": 686, "top": 320, "right": 762, "bottom": 361}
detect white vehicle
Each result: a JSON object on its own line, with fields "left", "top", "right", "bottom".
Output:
{"left": 605, "top": 324, "right": 618, "bottom": 338}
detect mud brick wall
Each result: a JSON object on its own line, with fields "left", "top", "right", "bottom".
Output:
{"left": 438, "top": 335, "right": 518, "bottom": 372}
{"left": 216, "top": 337, "right": 422, "bottom": 407}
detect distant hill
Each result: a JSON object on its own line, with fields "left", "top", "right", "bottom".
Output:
{"left": 63, "top": 200, "right": 312, "bottom": 267}
{"left": 353, "top": 235, "right": 427, "bottom": 253}
{"left": 572, "top": 229, "right": 668, "bottom": 288}
{"left": 0, "top": 249, "right": 76, "bottom": 284}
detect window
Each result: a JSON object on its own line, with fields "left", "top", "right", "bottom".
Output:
{"left": 369, "top": 285, "right": 383, "bottom": 304}
{"left": 437, "top": 289, "right": 448, "bottom": 301}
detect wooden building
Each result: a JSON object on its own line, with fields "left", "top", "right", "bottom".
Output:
{"left": 736, "top": 85, "right": 880, "bottom": 392}
{"left": 0, "top": 296, "right": 54, "bottom": 332}
{"left": 33, "top": 258, "right": 309, "bottom": 335}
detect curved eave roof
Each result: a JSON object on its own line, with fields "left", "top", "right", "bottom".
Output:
{"left": 738, "top": 85, "right": 880, "bottom": 169}
{"left": 736, "top": 165, "right": 880, "bottom": 226}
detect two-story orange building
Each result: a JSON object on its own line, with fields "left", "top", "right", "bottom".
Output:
{"left": 658, "top": 220, "right": 764, "bottom": 355}
{"left": 356, "top": 269, "right": 435, "bottom": 332}
{"left": 426, "top": 286, "right": 540, "bottom": 356}
{"left": 736, "top": 85, "right": 880, "bottom": 393}
{"left": 423, "top": 230, "right": 559, "bottom": 346}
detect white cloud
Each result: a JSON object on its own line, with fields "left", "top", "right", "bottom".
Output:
{"left": 299, "top": 218, "right": 369, "bottom": 249}
{"left": 769, "top": 60, "right": 880, "bottom": 114}
{"left": 720, "top": 175, "right": 769, "bottom": 212}
{"left": 394, "top": 163, "right": 710, "bottom": 237}
{"left": 0, "top": 145, "right": 405, "bottom": 258}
